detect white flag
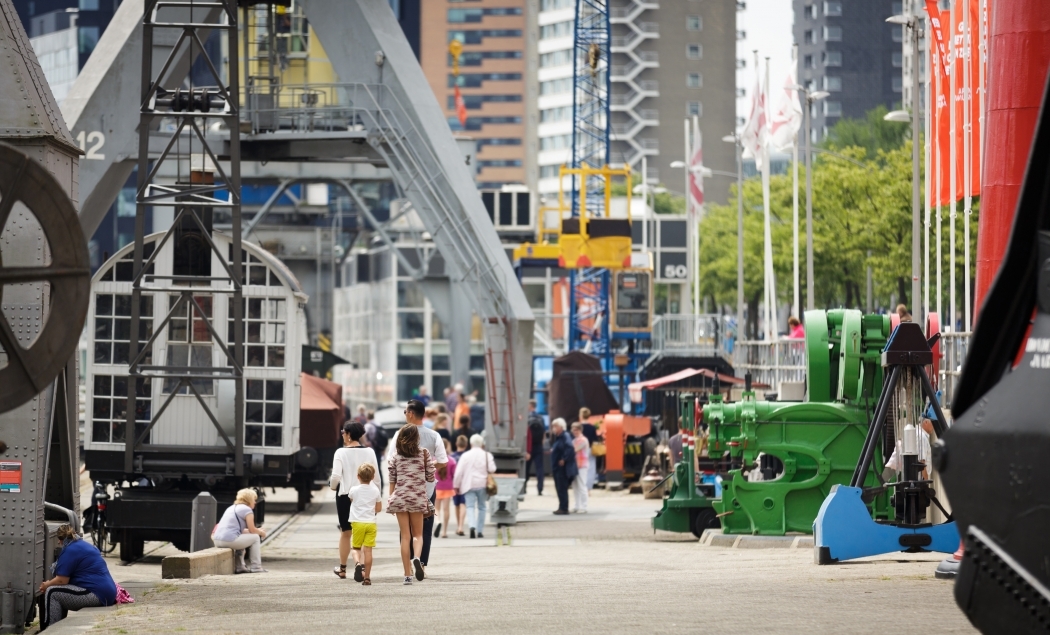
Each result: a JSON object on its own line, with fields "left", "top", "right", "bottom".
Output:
{"left": 688, "top": 123, "right": 704, "bottom": 212}
{"left": 740, "top": 70, "right": 769, "bottom": 170}
{"left": 770, "top": 68, "right": 803, "bottom": 152}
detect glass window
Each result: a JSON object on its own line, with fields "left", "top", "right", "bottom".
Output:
{"left": 824, "top": 101, "right": 842, "bottom": 117}
{"left": 398, "top": 312, "right": 425, "bottom": 339}
{"left": 687, "top": 72, "right": 702, "bottom": 88}
{"left": 245, "top": 379, "right": 283, "bottom": 447}
{"left": 94, "top": 294, "right": 153, "bottom": 365}
{"left": 824, "top": 76, "right": 842, "bottom": 91}
{"left": 823, "top": 26, "right": 842, "bottom": 41}
{"left": 397, "top": 281, "right": 425, "bottom": 308}
{"left": 523, "top": 284, "right": 546, "bottom": 310}
{"left": 687, "top": 15, "right": 701, "bottom": 31}
{"left": 397, "top": 374, "right": 426, "bottom": 402}
{"left": 804, "top": 29, "right": 814, "bottom": 44}
{"left": 687, "top": 101, "right": 702, "bottom": 117}
{"left": 397, "top": 343, "right": 425, "bottom": 370}
{"left": 892, "top": 76, "right": 903, "bottom": 92}
{"left": 892, "top": 52, "right": 903, "bottom": 67}
{"left": 228, "top": 297, "right": 287, "bottom": 369}
{"left": 824, "top": 1, "right": 842, "bottom": 16}
{"left": 804, "top": 55, "right": 814, "bottom": 69}
{"left": 91, "top": 375, "right": 151, "bottom": 444}
{"left": 824, "top": 51, "right": 842, "bottom": 67}
{"left": 686, "top": 44, "right": 702, "bottom": 60}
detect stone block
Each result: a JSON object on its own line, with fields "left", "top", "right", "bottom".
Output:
{"left": 161, "top": 547, "right": 234, "bottom": 579}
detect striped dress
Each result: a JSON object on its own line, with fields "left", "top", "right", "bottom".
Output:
{"left": 387, "top": 450, "right": 435, "bottom": 513}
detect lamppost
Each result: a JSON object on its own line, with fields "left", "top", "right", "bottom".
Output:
{"left": 794, "top": 86, "right": 829, "bottom": 310}
{"left": 670, "top": 159, "right": 711, "bottom": 318}
{"left": 885, "top": 12, "right": 922, "bottom": 321}
{"left": 716, "top": 133, "right": 745, "bottom": 339}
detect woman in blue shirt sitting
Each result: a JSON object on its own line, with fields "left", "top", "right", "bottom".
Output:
{"left": 38, "top": 524, "right": 117, "bottom": 630}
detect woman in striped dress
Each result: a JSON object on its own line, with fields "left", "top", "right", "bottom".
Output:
{"left": 387, "top": 423, "right": 435, "bottom": 584}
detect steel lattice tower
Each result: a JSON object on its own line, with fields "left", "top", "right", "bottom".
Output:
{"left": 568, "top": 0, "right": 612, "bottom": 359}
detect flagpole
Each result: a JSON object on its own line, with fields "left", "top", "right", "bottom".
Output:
{"left": 935, "top": 27, "right": 942, "bottom": 325}
{"left": 963, "top": 0, "right": 972, "bottom": 332}
{"left": 949, "top": 0, "right": 957, "bottom": 332}
{"left": 762, "top": 57, "right": 776, "bottom": 339}
{"left": 693, "top": 115, "right": 702, "bottom": 319}
{"left": 683, "top": 118, "right": 692, "bottom": 315}
{"left": 792, "top": 44, "right": 800, "bottom": 320}
{"left": 924, "top": 12, "right": 932, "bottom": 325}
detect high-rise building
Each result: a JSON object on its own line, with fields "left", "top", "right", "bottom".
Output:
{"left": 901, "top": 0, "right": 927, "bottom": 118}
{"left": 794, "top": 0, "right": 900, "bottom": 141}
{"left": 418, "top": 0, "right": 535, "bottom": 190}
{"left": 536, "top": 0, "right": 737, "bottom": 205}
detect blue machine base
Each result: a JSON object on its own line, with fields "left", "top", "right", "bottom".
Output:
{"left": 813, "top": 485, "right": 960, "bottom": 564}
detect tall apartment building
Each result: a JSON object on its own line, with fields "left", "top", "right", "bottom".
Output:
{"left": 418, "top": 0, "right": 536, "bottom": 190}
{"left": 794, "top": 0, "right": 899, "bottom": 141}
{"left": 536, "top": 0, "right": 737, "bottom": 205}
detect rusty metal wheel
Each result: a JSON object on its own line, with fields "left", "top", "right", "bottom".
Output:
{"left": 0, "top": 142, "right": 90, "bottom": 413}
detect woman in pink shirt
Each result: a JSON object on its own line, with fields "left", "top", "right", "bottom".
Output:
{"left": 434, "top": 438, "right": 457, "bottom": 539}
{"left": 570, "top": 422, "right": 590, "bottom": 513}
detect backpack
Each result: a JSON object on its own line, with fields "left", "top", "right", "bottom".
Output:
{"left": 366, "top": 423, "right": 389, "bottom": 456}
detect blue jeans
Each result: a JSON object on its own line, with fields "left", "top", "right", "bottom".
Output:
{"left": 464, "top": 488, "right": 487, "bottom": 535}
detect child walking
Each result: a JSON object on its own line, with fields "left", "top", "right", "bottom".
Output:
{"left": 348, "top": 463, "right": 382, "bottom": 585}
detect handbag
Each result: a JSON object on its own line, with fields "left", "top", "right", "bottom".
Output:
{"left": 485, "top": 474, "right": 498, "bottom": 497}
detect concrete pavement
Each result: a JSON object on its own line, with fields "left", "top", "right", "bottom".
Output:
{"left": 46, "top": 481, "right": 977, "bottom": 635}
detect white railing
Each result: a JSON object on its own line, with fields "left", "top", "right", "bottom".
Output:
{"left": 938, "top": 331, "right": 970, "bottom": 408}
{"left": 732, "top": 339, "right": 807, "bottom": 390}
{"left": 651, "top": 314, "right": 733, "bottom": 359}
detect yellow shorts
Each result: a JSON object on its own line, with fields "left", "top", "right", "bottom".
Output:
{"left": 351, "top": 522, "right": 376, "bottom": 549}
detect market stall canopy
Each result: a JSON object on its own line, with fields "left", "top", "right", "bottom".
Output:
{"left": 628, "top": 368, "right": 767, "bottom": 403}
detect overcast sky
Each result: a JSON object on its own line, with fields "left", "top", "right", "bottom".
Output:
{"left": 735, "top": 0, "right": 796, "bottom": 131}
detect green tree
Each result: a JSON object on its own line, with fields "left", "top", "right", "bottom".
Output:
{"left": 823, "top": 105, "right": 909, "bottom": 159}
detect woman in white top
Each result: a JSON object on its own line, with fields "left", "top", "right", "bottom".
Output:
{"left": 212, "top": 488, "right": 267, "bottom": 573}
{"left": 330, "top": 421, "right": 378, "bottom": 579}
{"left": 451, "top": 434, "right": 496, "bottom": 539}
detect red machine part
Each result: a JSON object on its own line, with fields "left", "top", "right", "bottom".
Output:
{"left": 975, "top": 1, "right": 1050, "bottom": 320}
{"left": 599, "top": 411, "right": 651, "bottom": 474}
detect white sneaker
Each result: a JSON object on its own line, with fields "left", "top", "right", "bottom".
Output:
{"left": 403, "top": 576, "right": 413, "bottom": 585}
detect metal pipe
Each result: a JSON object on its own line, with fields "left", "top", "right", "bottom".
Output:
{"left": 911, "top": 18, "right": 921, "bottom": 321}
{"left": 805, "top": 92, "right": 814, "bottom": 310}
{"left": 736, "top": 136, "right": 744, "bottom": 338}
{"left": 44, "top": 502, "right": 80, "bottom": 533}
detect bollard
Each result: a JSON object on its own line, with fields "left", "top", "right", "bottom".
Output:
{"left": 190, "top": 492, "right": 217, "bottom": 553}
{"left": 0, "top": 589, "right": 21, "bottom": 634}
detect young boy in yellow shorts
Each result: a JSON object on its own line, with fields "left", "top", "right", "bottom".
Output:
{"left": 348, "top": 463, "right": 381, "bottom": 585}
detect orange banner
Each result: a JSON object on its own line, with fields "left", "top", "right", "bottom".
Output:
{"left": 927, "top": 0, "right": 983, "bottom": 207}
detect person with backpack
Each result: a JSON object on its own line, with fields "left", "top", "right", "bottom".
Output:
{"left": 330, "top": 422, "right": 378, "bottom": 580}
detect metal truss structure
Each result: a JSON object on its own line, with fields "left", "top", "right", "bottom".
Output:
{"left": 63, "top": 0, "right": 534, "bottom": 467}
{"left": 569, "top": 0, "right": 614, "bottom": 360}
{"left": 123, "top": 0, "right": 245, "bottom": 475}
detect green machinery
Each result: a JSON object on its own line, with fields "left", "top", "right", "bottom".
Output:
{"left": 652, "top": 309, "right": 893, "bottom": 537}
{"left": 651, "top": 392, "right": 720, "bottom": 537}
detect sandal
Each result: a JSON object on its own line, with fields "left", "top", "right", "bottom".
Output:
{"left": 362, "top": 578, "right": 371, "bottom": 586}
{"left": 354, "top": 563, "right": 365, "bottom": 582}
{"left": 456, "top": 531, "right": 465, "bottom": 536}
{"left": 333, "top": 565, "right": 346, "bottom": 579}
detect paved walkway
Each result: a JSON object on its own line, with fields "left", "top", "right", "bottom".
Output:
{"left": 47, "top": 481, "right": 977, "bottom": 635}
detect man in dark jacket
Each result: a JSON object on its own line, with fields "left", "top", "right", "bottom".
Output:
{"left": 549, "top": 418, "right": 577, "bottom": 515}
{"left": 526, "top": 400, "right": 546, "bottom": 495}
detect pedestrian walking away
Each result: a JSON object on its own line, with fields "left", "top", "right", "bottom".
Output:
{"left": 388, "top": 399, "right": 448, "bottom": 572}
{"left": 526, "top": 399, "right": 546, "bottom": 495}
{"left": 577, "top": 408, "right": 598, "bottom": 489}
{"left": 347, "top": 463, "right": 382, "bottom": 585}
{"left": 450, "top": 435, "right": 469, "bottom": 535}
{"left": 387, "top": 423, "right": 436, "bottom": 584}
{"left": 570, "top": 422, "right": 590, "bottom": 513}
{"left": 38, "top": 524, "right": 118, "bottom": 630}
{"left": 212, "top": 488, "right": 268, "bottom": 573}
{"left": 330, "top": 421, "right": 378, "bottom": 579}
{"left": 453, "top": 434, "right": 497, "bottom": 538}
{"left": 434, "top": 438, "right": 457, "bottom": 538}
{"left": 549, "top": 418, "right": 578, "bottom": 515}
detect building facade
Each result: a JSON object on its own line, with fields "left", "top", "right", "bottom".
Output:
{"left": 417, "top": 0, "right": 536, "bottom": 191}
{"left": 794, "top": 0, "right": 900, "bottom": 141}
{"left": 536, "top": 0, "right": 737, "bottom": 205}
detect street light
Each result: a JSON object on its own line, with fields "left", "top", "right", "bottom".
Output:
{"left": 886, "top": 12, "right": 921, "bottom": 319}
{"left": 720, "top": 133, "right": 745, "bottom": 338}
{"left": 792, "top": 85, "right": 828, "bottom": 310}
